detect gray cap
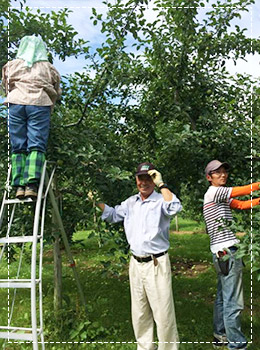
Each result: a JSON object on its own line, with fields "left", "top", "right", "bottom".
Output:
{"left": 205, "top": 160, "right": 230, "bottom": 176}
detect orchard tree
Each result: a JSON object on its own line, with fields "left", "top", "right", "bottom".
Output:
{"left": 85, "top": 0, "right": 260, "bottom": 274}
{"left": 0, "top": 0, "right": 87, "bottom": 73}
{"left": 1, "top": 0, "right": 260, "bottom": 277}
{"left": 89, "top": 0, "right": 258, "bottom": 193}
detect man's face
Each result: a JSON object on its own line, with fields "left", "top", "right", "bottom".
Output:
{"left": 206, "top": 166, "right": 229, "bottom": 187}
{"left": 136, "top": 174, "right": 155, "bottom": 199}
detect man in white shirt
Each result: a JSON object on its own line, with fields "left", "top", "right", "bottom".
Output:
{"left": 98, "top": 162, "right": 182, "bottom": 350}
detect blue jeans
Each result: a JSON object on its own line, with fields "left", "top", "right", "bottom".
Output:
{"left": 213, "top": 247, "right": 247, "bottom": 350}
{"left": 8, "top": 104, "right": 51, "bottom": 153}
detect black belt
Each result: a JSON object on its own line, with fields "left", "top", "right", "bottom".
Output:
{"left": 229, "top": 246, "right": 238, "bottom": 251}
{"left": 133, "top": 251, "right": 168, "bottom": 263}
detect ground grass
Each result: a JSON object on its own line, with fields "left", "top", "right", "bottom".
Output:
{"left": 170, "top": 216, "right": 205, "bottom": 233}
{"left": 0, "top": 218, "right": 259, "bottom": 350}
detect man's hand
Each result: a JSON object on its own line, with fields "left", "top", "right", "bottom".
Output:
{"left": 148, "top": 169, "right": 164, "bottom": 187}
{"left": 97, "top": 203, "right": 105, "bottom": 211}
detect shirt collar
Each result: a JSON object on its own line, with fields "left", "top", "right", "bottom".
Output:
{"left": 136, "top": 190, "right": 158, "bottom": 202}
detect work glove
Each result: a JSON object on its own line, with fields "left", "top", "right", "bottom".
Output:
{"left": 148, "top": 169, "right": 164, "bottom": 187}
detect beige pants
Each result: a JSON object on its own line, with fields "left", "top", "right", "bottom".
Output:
{"left": 129, "top": 254, "right": 179, "bottom": 350}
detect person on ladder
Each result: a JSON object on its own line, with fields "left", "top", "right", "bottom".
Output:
{"left": 2, "top": 35, "right": 61, "bottom": 199}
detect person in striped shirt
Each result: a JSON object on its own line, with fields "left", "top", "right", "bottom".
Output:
{"left": 203, "top": 160, "right": 260, "bottom": 350}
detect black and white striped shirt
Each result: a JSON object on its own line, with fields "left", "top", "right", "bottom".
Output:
{"left": 203, "top": 186, "right": 239, "bottom": 253}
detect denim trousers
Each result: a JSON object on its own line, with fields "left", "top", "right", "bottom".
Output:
{"left": 213, "top": 248, "right": 247, "bottom": 350}
{"left": 8, "top": 104, "right": 50, "bottom": 186}
{"left": 8, "top": 104, "right": 51, "bottom": 153}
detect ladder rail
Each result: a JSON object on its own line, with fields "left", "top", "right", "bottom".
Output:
{"left": 30, "top": 161, "right": 47, "bottom": 350}
{"left": 43, "top": 166, "right": 56, "bottom": 200}
{"left": 37, "top": 166, "right": 55, "bottom": 350}
{"left": 1, "top": 201, "right": 17, "bottom": 349}
{"left": 0, "top": 203, "right": 16, "bottom": 263}
{"left": 0, "top": 166, "right": 11, "bottom": 230}
{"left": 39, "top": 201, "right": 45, "bottom": 349}
{"left": 45, "top": 172, "right": 87, "bottom": 311}
{"left": 0, "top": 191, "right": 7, "bottom": 230}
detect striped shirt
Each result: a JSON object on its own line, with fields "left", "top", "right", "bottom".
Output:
{"left": 203, "top": 186, "right": 239, "bottom": 253}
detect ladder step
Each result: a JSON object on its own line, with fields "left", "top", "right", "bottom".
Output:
{"left": 0, "top": 331, "right": 33, "bottom": 341}
{"left": 0, "top": 327, "right": 42, "bottom": 341}
{"left": 0, "top": 279, "right": 40, "bottom": 288}
{"left": 4, "top": 198, "right": 36, "bottom": 205}
{"left": 0, "top": 236, "right": 42, "bottom": 244}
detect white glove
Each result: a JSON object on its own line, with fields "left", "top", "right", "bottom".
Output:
{"left": 148, "top": 169, "right": 164, "bottom": 187}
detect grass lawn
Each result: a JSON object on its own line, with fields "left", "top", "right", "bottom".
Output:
{"left": 0, "top": 222, "right": 259, "bottom": 349}
{"left": 170, "top": 216, "right": 205, "bottom": 233}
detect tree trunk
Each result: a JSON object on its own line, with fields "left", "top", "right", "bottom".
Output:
{"left": 53, "top": 231, "right": 62, "bottom": 313}
{"left": 175, "top": 215, "right": 179, "bottom": 232}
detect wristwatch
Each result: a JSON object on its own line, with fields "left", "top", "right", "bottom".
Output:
{"left": 159, "top": 183, "right": 168, "bottom": 190}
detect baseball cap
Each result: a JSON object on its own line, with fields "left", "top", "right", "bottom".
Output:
{"left": 205, "top": 160, "right": 230, "bottom": 176}
{"left": 136, "top": 162, "right": 155, "bottom": 176}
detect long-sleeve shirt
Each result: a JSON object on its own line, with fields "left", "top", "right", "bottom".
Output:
{"left": 203, "top": 186, "right": 239, "bottom": 253}
{"left": 2, "top": 59, "right": 61, "bottom": 106}
{"left": 102, "top": 190, "right": 182, "bottom": 256}
{"left": 203, "top": 183, "right": 260, "bottom": 253}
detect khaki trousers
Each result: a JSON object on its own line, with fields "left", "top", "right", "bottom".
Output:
{"left": 129, "top": 254, "right": 179, "bottom": 350}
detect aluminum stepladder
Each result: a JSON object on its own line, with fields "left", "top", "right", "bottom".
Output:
{"left": 0, "top": 161, "right": 86, "bottom": 349}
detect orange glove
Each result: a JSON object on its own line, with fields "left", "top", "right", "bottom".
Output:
{"left": 230, "top": 198, "right": 260, "bottom": 210}
{"left": 231, "top": 182, "right": 260, "bottom": 198}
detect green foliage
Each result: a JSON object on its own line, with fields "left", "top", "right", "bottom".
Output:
{"left": 69, "top": 319, "right": 111, "bottom": 342}
{"left": 235, "top": 214, "right": 260, "bottom": 281}
{"left": 1, "top": 0, "right": 260, "bottom": 280}
{"left": 44, "top": 308, "right": 114, "bottom": 343}
{"left": 0, "top": 0, "right": 89, "bottom": 73}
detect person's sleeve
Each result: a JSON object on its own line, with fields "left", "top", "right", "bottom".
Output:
{"left": 213, "top": 186, "right": 232, "bottom": 203}
{"left": 162, "top": 194, "right": 182, "bottom": 217}
{"left": 53, "top": 68, "right": 62, "bottom": 100}
{"left": 230, "top": 198, "right": 260, "bottom": 210}
{"left": 101, "top": 200, "right": 128, "bottom": 223}
{"left": 50, "top": 65, "right": 62, "bottom": 102}
{"left": 231, "top": 182, "right": 260, "bottom": 198}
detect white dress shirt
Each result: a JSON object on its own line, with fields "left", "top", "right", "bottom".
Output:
{"left": 102, "top": 190, "right": 182, "bottom": 256}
